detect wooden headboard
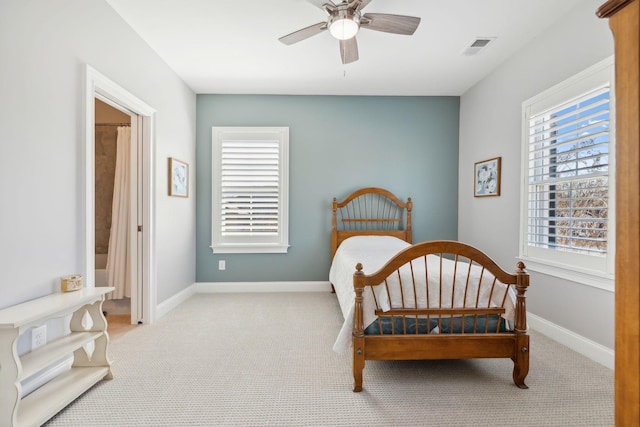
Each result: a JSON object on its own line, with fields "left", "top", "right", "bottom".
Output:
{"left": 331, "top": 187, "right": 412, "bottom": 259}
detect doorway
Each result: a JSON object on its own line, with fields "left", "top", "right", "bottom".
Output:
{"left": 85, "top": 65, "right": 157, "bottom": 326}
{"left": 94, "top": 98, "right": 136, "bottom": 330}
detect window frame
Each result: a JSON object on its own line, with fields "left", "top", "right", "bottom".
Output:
{"left": 519, "top": 57, "right": 615, "bottom": 291}
{"left": 210, "top": 126, "right": 290, "bottom": 254}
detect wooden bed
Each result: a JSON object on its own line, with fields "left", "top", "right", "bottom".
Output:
{"left": 330, "top": 187, "right": 530, "bottom": 392}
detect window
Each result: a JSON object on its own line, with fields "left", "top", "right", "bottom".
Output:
{"left": 520, "top": 57, "right": 614, "bottom": 290}
{"left": 211, "top": 127, "right": 289, "bottom": 254}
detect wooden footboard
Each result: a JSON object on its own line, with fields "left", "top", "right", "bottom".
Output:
{"left": 351, "top": 240, "right": 530, "bottom": 392}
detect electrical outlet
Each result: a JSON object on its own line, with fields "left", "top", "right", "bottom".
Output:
{"left": 32, "top": 324, "right": 47, "bottom": 350}
{"left": 218, "top": 260, "right": 226, "bottom": 270}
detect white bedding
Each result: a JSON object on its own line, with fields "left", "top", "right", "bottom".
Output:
{"left": 329, "top": 236, "right": 516, "bottom": 353}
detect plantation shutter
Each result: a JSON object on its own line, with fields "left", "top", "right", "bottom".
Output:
{"left": 220, "top": 139, "right": 280, "bottom": 236}
{"left": 527, "top": 86, "right": 610, "bottom": 256}
{"left": 211, "top": 126, "right": 289, "bottom": 254}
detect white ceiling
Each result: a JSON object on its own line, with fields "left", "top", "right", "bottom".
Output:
{"left": 105, "top": 0, "right": 583, "bottom": 96}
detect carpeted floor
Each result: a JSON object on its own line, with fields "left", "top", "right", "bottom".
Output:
{"left": 45, "top": 292, "right": 614, "bottom": 426}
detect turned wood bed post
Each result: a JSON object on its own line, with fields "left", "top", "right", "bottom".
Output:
{"left": 405, "top": 197, "right": 413, "bottom": 243}
{"left": 330, "top": 197, "right": 338, "bottom": 293}
{"left": 352, "top": 263, "right": 366, "bottom": 392}
{"left": 331, "top": 197, "right": 338, "bottom": 260}
{"left": 512, "top": 261, "right": 530, "bottom": 389}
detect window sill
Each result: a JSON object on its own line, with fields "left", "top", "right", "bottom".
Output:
{"left": 210, "top": 244, "right": 290, "bottom": 254}
{"left": 518, "top": 256, "right": 614, "bottom": 292}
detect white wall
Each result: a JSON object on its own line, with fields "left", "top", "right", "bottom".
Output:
{"left": 458, "top": 0, "right": 614, "bottom": 350}
{"left": 0, "top": 1, "right": 196, "bottom": 310}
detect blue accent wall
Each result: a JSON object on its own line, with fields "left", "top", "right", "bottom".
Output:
{"left": 196, "top": 95, "right": 460, "bottom": 282}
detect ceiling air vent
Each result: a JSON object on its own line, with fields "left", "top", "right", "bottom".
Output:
{"left": 462, "top": 37, "right": 496, "bottom": 56}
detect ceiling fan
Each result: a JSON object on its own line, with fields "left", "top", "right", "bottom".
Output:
{"left": 278, "top": 0, "right": 421, "bottom": 64}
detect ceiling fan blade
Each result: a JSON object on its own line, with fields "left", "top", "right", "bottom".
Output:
{"left": 306, "top": 0, "right": 336, "bottom": 12}
{"left": 361, "top": 13, "right": 421, "bottom": 35}
{"left": 339, "top": 37, "right": 359, "bottom": 64}
{"left": 279, "top": 22, "right": 327, "bottom": 45}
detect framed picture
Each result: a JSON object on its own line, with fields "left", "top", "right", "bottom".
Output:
{"left": 474, "top": 157, "right": 501, "bottom": 197}
{"left": 168, "top": 157, "right": 189, "bottom": 197}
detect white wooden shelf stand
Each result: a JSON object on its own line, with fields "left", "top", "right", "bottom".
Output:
{"left": 0, "top": 287, "right": 114, "bottom": 427}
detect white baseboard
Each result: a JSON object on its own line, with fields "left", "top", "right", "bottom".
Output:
{"left": 156, "top": 283, "right": 197, "bottom": 320}
{"left": 195, "top": 281, "right": 332, "bottom": 293}
{"left": 527, "top": 312, "right": 614, "bottom": 369}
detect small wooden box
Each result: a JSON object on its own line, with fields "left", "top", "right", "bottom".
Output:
{"left": 61, "top": 275, "right": 84, "bottom": 292}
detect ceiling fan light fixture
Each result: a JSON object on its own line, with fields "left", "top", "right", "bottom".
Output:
{"left": 278, "top": 0, "right": 421, "bottom": 63}
{"left": 328, "top": 9, "right": 360, "bottom": 40}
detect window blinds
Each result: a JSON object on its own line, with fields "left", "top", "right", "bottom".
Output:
{"left": 220, "top": 139, "right": 280, "bottom": 236}
{"left": 527, "top": 86, "right": 610, "bottom": 255}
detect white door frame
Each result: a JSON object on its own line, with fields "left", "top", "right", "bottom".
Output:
{"left": 84, "top": 64, "right": 156, "bottom": 324}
